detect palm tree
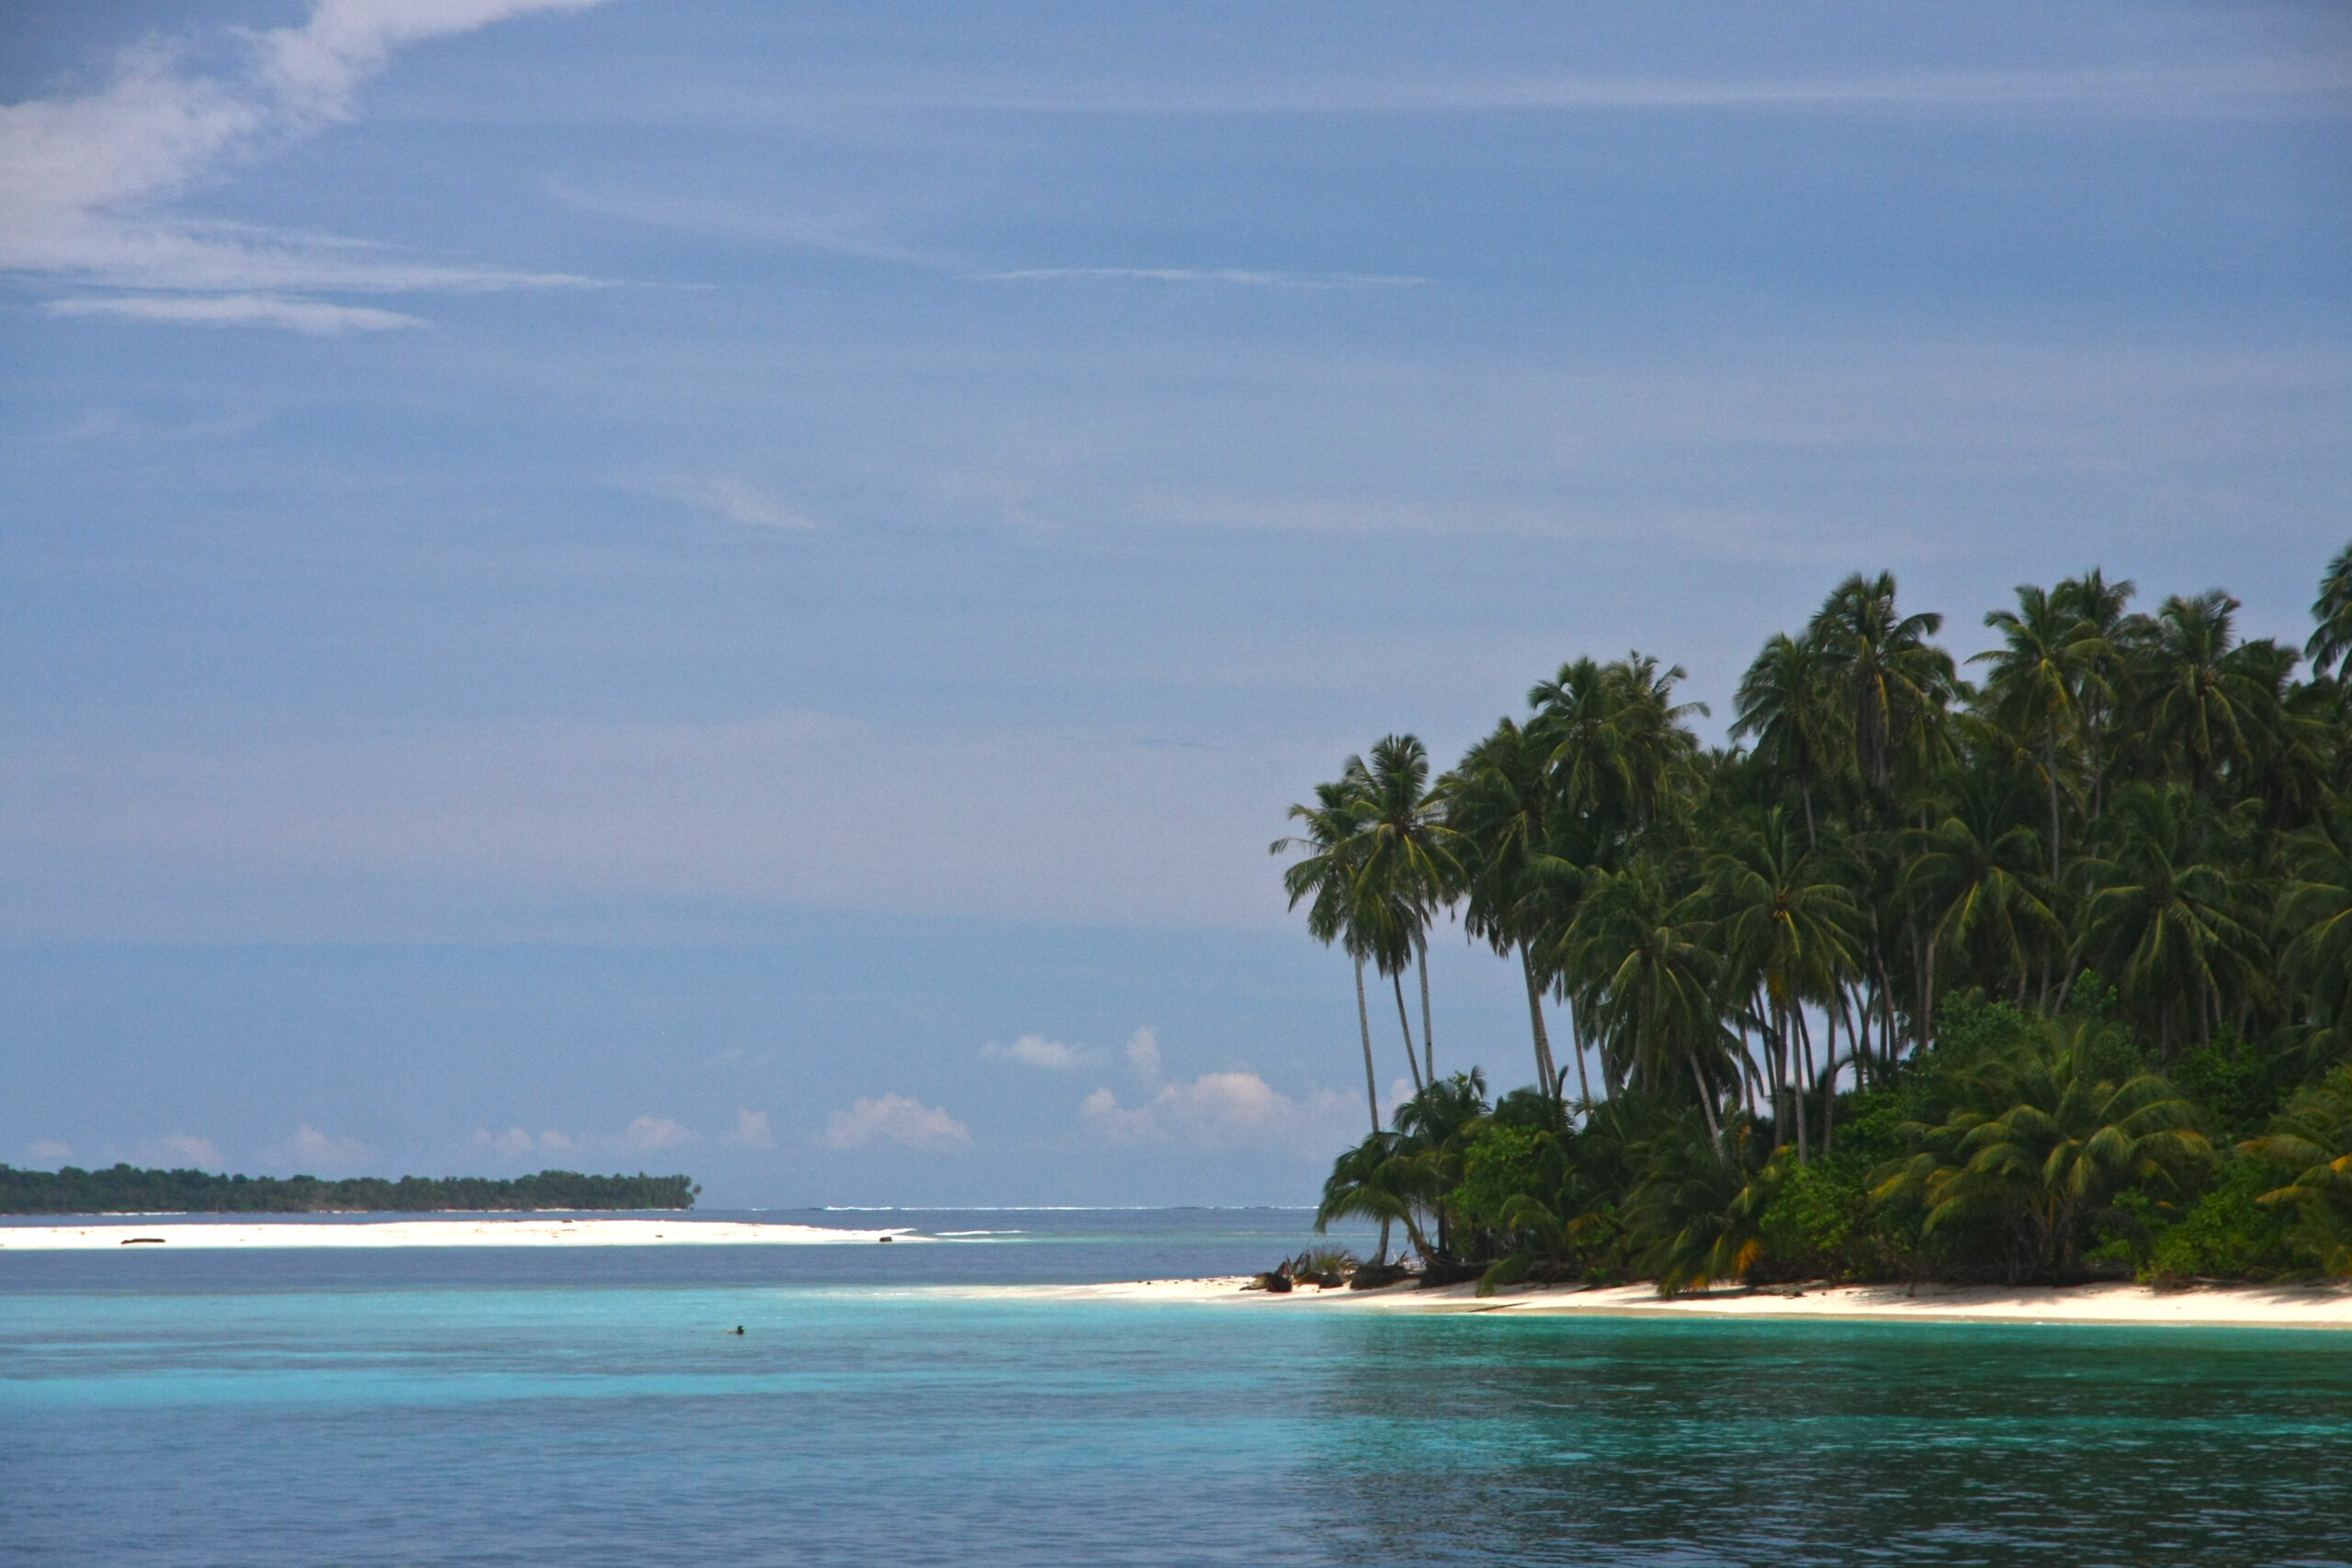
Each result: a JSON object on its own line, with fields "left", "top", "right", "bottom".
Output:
{"left": 1346, "top": 734, "right": 1459, "bottom": 1090}
{"left": 1273, "top": 777, "right": 1383, "bottom": 1133}
{"left": 1445, "top": 718, "right": 1584, "bottom": 1099}
{"left": 1900, "top": 769, "right": 2063, "bottom": 1010}
{"left": 1808, "top": 571, "right": 1958, "bottom": 802}
{"left": 1872, "top": 1019, "right": 2210, "bottom": 1281}
{"left": 2143, "top": 590, "right": 2277, "bottom": 797}
{"left": 2307, "top": 541, "right": 2352, "bottom": 681}
{"left": 2279, "top": 806, "right": 2352, "bottom": 1058}
{"left": 1556, "top": 857, "right": 1734, "bottom": 1139}
{"left": 1975, "top": 583, "right": 2096, "bottom": 880}
{"left": 2051, "top": 569, "right": 2137, "bottom": 819}
{"left": 1730, "top": 630, "right": 1836, "bottom": 847}
{"left": 2078, "top": 784, "right": 2268, "bottom": 1055}
{"left": 1707, "top": 808, "right": 1862, "bottom": 1162}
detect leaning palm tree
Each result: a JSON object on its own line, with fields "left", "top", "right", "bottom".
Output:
{"left": 1272, "top": 777, "right": 1383, "bottom": 1133}
{"left": 1347, "top": 734, "right": 1460, "bottom": 1089}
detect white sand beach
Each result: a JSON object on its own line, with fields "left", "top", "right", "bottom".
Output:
{"left": 0, "top": 1218, "right": 921, "bottom": 1249}
{"left": 1026, "top": 1275, "right": 2352, "bottom": 1329}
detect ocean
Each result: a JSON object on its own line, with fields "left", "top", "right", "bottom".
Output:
{"left": 4, "top": 1209, "right": 2349, "bottom": 1566}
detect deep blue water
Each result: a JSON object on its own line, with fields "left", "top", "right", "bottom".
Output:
{"left": 5, "top": 1210, "right": 2350, "bottom": 1566}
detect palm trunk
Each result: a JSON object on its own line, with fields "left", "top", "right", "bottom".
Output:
{"left": 1392, "top": 974, "right": 1425, "bottom": 1096}
{"left": 1417, "top": 942, "right": 1435, "bottom": 1086}
{"left": 1792, "top": 1006, "right": 1812, "bottom": 1166}
{"left": 1353, "top": 956, "right": 1381, "bottom": 1134}
{"left": 1520, "top": 943, "right": 1559, "bottom": 1099}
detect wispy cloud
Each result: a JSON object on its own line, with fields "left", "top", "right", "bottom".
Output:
{"left": 656, "top": 477, "right": 825, "bottom": 531}
{"left": 1125, "top": 1026, "right": 1161, "bottom": 1086}
{"left": 980, "top": 1032, "right": 1087, "bottom": 1070}
{"left": 978, "top": 267, "right": 1430, "bottom": 288}
{"left": 45, "top": 292, "right": 426, "bottom": 333}
{"left": 0, "top": 0, "right": 611, "bottom": 328}
{"left": 24, "top": 1140, "right": 74, "bottom": 1165}
{"left": 823, "top": 1094, "right": 971, "bottom": 1152}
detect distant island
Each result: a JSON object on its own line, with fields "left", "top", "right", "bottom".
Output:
{"left": 0, "top": 1166, "right": 698, "bottom": 1215}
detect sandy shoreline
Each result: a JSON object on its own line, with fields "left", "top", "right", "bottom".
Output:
{"left": 1015, "top": 1275, "right": 2352, "bottom": 1329}
{"left": 0, "top": 1218, "right": 921, "bottom": 1249}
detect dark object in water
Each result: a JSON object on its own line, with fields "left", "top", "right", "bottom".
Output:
{"left": 878, "top": 1235, "right": 893, "bottom": 1243}
{"left": 120, "top": 1236, "right": 165, "bottom": 1245}
{"left": 1347, "top": 1261, "right": 1411, "bottom": 1291}
{"left": 731, "top": 1325, "right": 745, "bottom": 1336}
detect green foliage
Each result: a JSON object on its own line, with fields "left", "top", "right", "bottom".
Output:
{"left": 2143, "top": 1156, "right": 2301, "bottom": 1281}
{"left": 1282, "top": 547, "right": 2352, "bottom": 1289}
{"left": 0, "top": 1166, "right": 698, "bottom": 1214}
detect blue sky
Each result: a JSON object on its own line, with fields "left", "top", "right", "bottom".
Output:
{"left": 2, "top": 1, "right": 2346, "bottom": 1203}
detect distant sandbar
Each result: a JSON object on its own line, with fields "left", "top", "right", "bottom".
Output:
{"left": 0, "top": 1218, "right": 918, "bottom": 1249}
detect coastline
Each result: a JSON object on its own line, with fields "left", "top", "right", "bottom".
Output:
{"left": 1018, "top": 1275, "right": 2352, "bottom": 1329}
{"left": 0, "top": 1217, "right": 919, "bottom": 1249}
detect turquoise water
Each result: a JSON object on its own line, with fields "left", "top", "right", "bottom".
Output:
{"left": 5, "top": 1212, "right": 2350, "bottom": 1566}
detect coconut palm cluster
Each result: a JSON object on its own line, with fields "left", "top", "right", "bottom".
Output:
{"left": 1278, "top": 546, "right": 2352, "bottom": 1290}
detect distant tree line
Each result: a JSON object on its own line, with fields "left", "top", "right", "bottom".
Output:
{"left": 0, "top": 1166, "right": 699, "bottom": 1214}
{"left": 1277, "top": 545, "right": 2352, "bottom": 1288}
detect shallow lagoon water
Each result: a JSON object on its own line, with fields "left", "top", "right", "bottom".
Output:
{"left": 5, "top": 1210, "right": 2349, "bottom": 1566}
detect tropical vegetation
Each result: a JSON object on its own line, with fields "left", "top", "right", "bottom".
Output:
{"left": 1276, "top": 546, "right": 2352, "bottom": 1290}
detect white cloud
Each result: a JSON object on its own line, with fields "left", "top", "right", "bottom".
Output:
{"left": 980, "top": 1032, "right": 1086, "bottom": 1070}
{"left": 0, "top": 0, "right": 609, "bottom": 326}
{"left": 1080, "top": 1072, "right": 1349, "bottom": 1152}
{"left": 24, "top": 1140, "right": 73, "bottom": 1165}
{"left": 46, "top": 293, "right": 425, "bottom": 333}
{"left": 823, "top": 1094, "right": 971, "bottom": 1152}
{"left": 149, "top": 1133, "right": 222, "bottom": 1168}
{"left": 289, "top": 1124, "right": 368, "bottom": 1169}
{"left": 659, "top": 477, "right": 825, "bottom": 531}
{"left": 470, "top": 1125, "right": 579, "bottom": 1157}
{"left": 1125, "top": 1026, "right": 1161, "bottom": 1085}
{"left": 722, "top": 1109, "right": 776, "bottom": 1149}
{"left": 623, "top": 1115, "right": 698, "bottom": 1151}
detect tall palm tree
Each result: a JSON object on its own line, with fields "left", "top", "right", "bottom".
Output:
{"left": 1445, "top": 718, "right": 1583, "bottom": 1099}
{"left": 2052, "top": 569, "right": 2137, "bottom": 819}
{"left": 1730, "top": 630, "right": 1836, "bottom": 847}
{"left": 1346, "top": 734, "right": 1459, "bottom": 1090}
{"left": 1707, "top": 808, "right": 1862, "bottom": 1162}
{"left": 2308, "top": 541, "right": 2352, "bottom": 681}
{"left": 1808, "top": 571, "right": 1958, "bottom": 802}
{"left": 2143, "top": 591, "right": 2275, "bottom": 796}
{"left": 1975, "top": 583, "right": 2096, "bottom": 880}
{"left": 1273, "top": 777, "right": 1383, "bottom": 1132}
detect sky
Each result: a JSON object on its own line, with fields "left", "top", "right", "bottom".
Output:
{"left": 1, "top": 1, "right": 2347, "bottom": 1205}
